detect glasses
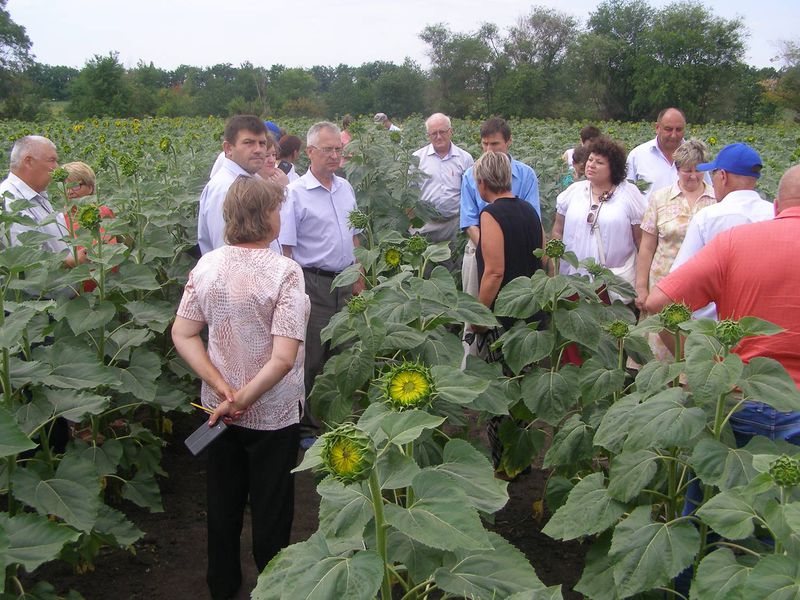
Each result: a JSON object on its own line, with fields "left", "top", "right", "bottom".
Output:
{"left": 587, "top": 188, "right": 614, "bottom": 233}
{"left": 427, "top": 129, "right": 451, "bottom": 138}
{"left": 311, "top": 146, "right": 344, "bottom": 156}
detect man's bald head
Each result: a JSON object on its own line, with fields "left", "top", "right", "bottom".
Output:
{"left": 776, "top": 164, "right": 800, "bottom": 214}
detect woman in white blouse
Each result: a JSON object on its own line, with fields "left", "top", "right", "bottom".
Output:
{"left": 551, "top": 136, "right": 647, "bottom": 283}
{"left": 172, "top": 176, "right": 309, "bottom": 599}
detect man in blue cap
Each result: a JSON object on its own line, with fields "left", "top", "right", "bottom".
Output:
{"left": 668, "top": 142, "right": 774, "bottom": 319}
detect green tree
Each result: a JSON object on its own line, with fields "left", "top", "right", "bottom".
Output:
{"left": 24, "top": 64, "right": 79, "bottom": 101}
{"left": 373, "top": 59, "right": 427, "bottom": 118}
{"left": 771, "top": 41, "right": 800, "bottom": 120}
{"left": 0, "top": 0, "right": 41, "bottom": 119}
{"left": 66, "top": 52, "right": 134, "bottom": 118}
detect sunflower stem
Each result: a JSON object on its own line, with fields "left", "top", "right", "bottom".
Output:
{"left": 369, "top": 469, "right": 392, "bottom": 600}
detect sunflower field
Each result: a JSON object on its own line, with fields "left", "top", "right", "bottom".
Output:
{"left": 2, "top": 115, "right": 800, "bottom": 599}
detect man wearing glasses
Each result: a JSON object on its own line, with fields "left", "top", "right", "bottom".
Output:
{"left": 281, "top": 121, "right": 362, "bottom": 446}
{"left": 409, "top": 113, "right": 474, "bottom": 266}
{"left": 669, "top": 143, "right": 773, "bottom": 319}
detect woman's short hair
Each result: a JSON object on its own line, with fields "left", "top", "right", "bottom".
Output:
{"left": 588, "top": 136, "right": 628, "bottom": 185}
{"left": 63, "top": 161, "right": 96, "bottom": 192}
{"left": 572, "top": 145, "right": 590, "bottom": 165}
{"left": 673, "top": 139, "right": 709, "bottom": 169}
{"left": 223, "top": 176, "right": 284, "bottom": 245}
{"left": 473, "top": 151, "right": 512, "bottom": 194}
{"left": 342, "top": 114, "right": 354, "bottom": 130}
{"left": 278, "top": 135, "right": 302, "bottom": 160}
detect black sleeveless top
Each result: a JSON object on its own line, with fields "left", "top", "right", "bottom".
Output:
{"left": 476, "top": 196, "right": 543, "bottom": 330}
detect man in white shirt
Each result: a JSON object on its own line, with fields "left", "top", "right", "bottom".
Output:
{"left": 671, "top": 142, "right": 773, "bottom": 319}
{"left": 409, "top": 113, "right": 474, "bottom": 257}
{"left": 197, "top": 116, "right": 280, "bottom": 255}
{"left": 281, "top": 121, "right": 362, "bottom": 442}
{"left": 374, "top": 112, "right": 401, "bottom": 132}
{"left": 626, "top": 107, "right": 687, "bottom": 199}
{"left": 0, "top": 135, "right": 78, "bottom": 264}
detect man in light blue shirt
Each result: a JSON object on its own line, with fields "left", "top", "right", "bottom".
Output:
{"left": 460, "top": 117, "right": 540, "bottom": 300}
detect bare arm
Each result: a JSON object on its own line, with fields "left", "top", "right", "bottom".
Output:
{"left": 465, "top": 225, "right": 480, "bottom": 246}
{"left": 551, "top": 213, "right": 565, "bottom": 240}
{"left": 282, "top": 245, "right": 293, "bottom": 258}
{"left": 634, "top": 230, "right": 658, "bottom": 311}
{"left": 171, "top": 316, "right": 235, "bottom": 424}
{"left": 631, "top": 224, "right": 642, "bottom": 250}
{"left": 477, "top": 212, "right": 505, "bottom": 311}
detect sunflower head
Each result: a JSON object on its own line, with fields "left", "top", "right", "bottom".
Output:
{"left": 405, "top": 235, "right": 428, "bottom": 256}
{"left": 384, "top": 246, "right": 403, "bottom": 269}
{"left": 347, "top": 294, "right": 368, "bottom": 315}
{"left": 585, "top": 262, "right": 606, "bottom": 277}
{"left": 715, "top": 319, "right": 744, "bottom": 349}
{"left": 320, "top": 424, "right": 376, "bottom": 484}
{"left": 348, "top": 209, "right": 369, "bottom": 230}
{"left": 51, "top": 167, "right": 69, "bottom": 184}
{"left": 384, "top": 362, "right": 434, "bottom": 411}
{"left": 659, "top": 303, "right": 692, "bottom": 333}
{"left": 159, "top": 136, "right": 172, "bottom": 153}
{"left": 544, "top": 238, "right": 565, "bottom": 259}
{"left": 770, "top": 455, "right": 800, "bottom": 487}
{"left": 605, "top": 320, "right": 630, "bottom": 340}
{"left": 77, "top": 204, "right": 102, "bottom": 232}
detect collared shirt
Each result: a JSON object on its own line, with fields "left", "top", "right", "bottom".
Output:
{"left": 0, "top": 172, "right": 69, "bottom": 255}
{"left": 413, "top": 142, "right": 474, "bottom": 219}
{"left": 626, "top": 137, "right": 678, "bottom": 200}
{"left": 460, "top": 157, "right": 540, "bottom": 229}
{"left": 197, "top": 158, "right": 283, "bottom": 255}
{"left": 670, "top": 189, "right": 774, "bottom": 320}
{"left": 657, "top": 206, "right": 800, "bottom": 388}
{"left": 282, "top": 170, "right": 357, "bottom": 272}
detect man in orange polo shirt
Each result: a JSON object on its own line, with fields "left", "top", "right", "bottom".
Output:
{"left": 646, "top": 163, "right": 800, "bottom": 443}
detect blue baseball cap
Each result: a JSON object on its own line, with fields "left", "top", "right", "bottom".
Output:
{"left": 696, "top": 142, "right": 762, "bottom": 179}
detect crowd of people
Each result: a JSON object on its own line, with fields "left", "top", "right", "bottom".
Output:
{"left": 4, "top": 107, "right": 800, "bottom": 599}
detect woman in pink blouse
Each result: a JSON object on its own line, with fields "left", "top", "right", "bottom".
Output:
{"left": 172, "top": 176, "right": 309, "bottom": 600}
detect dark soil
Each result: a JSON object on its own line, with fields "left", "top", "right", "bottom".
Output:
{"left": 29, "top": 412, "right": 586, "bottom": 599}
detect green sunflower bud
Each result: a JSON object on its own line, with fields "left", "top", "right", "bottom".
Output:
{"left": 544, "top": 238, "right": 566, "bottom": 259}
{"left": 159, "top": 136, "right": 172, "bottom": 153}
{"left": 320, "top": 424, "right": 376, "bottom": 484}
{"left": 118, "top": 154, "right": 139, "bottom": 177}
{"left": 384, "top": 246, "right": 402, "bottom": 269}
{"left": 384, "top": 362, "right": 434, "bottom": 411}
{"left": 605, "top": 320, "right": 630, "bottom": 340}
{"left": 77, "top": 204, "right": 102, "bottom": 232}
{"left": 51, "top": 167, "right": 69, "bottom": 184}
{"left": 348, "top": 209, "right": 369, "bottom": 230}
{"left": 715, "top": 319, "right": 744, "bottom": 348}
{"left": 659, "top": 303, "right": 692, "bottom": 333}
{"left": 405, "top": 234, "right": 428, "bottom": 256}
{"left": 389, "top": 131, "right": 402, "bottom": 144}
{"left": 586, "top": 262, "right": 606, "bottom": 277}
{"left": 347, "top": 295, "right": 368, "bottom": 315}
{"left": 770, "top": 455, "right": 800, "bottom": 487}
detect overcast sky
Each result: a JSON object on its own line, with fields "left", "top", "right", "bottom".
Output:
{"left": 7, "top": 0, "right": 798, "bottom": 71}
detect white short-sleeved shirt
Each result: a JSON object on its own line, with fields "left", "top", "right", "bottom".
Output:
{"left": 413, "top": 143, "right": 474, "bottom": 219}
{"left": 0, "top": 173, "right": 69, "bottom": 255}
{"left": 670, "top": 189, "right": 774, "bottom": 320}
{"left": 281, "top": 170, "right": 358, "bottom": 272}
{"left": 556, "top": 180, "right": 647, "bottom": 275}
{"left": 177, "top": 246, "right": 310, "bottom": 431}
{"left": 626, "top": 138, "right": 679, "bottom": 200}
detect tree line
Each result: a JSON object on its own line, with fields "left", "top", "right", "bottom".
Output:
{"left": 1, "top": 0, "right": 798, "bottom": 124}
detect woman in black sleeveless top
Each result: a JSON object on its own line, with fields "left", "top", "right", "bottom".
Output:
{"left": 473, "top": 152, "right": 545, "bottom": 331}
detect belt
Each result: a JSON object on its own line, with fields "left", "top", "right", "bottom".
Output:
{"left": 302, "top": 266, "right": 341, "bottom": 278}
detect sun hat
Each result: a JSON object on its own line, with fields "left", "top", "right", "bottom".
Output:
{"left": 696, "top": 142, "right": 762, "bottom": 179}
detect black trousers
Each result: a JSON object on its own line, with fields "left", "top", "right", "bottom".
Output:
{"left": 206, "top": 423, "right": 299, "bottom": 599}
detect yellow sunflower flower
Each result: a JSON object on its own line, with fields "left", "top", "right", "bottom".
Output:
{"left": 321, "top": 424, "right": 376, "bottom": 484}
{"left": 385, "top": 362, "right": 434, "bottom": 410}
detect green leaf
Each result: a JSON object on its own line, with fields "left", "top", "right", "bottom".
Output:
{"left": 742, "top": 554, "right": 800, "bottom": 600}
{"left": 607, "top": 449, "right": 660, "bottom": 502}
{"left": 498, "top": 419, "right": 545, "bottom": 478}
{"left": 379, "top": 322, "right": 426, "bottom": 351}
{"left": 0, "top": 306, "right": 38, "bottom": 350}
{"left": 739, "top": 357, "right": 800, "bottom": 412}
{"left": 0, "top": 405, "right": 37, "bottom": 458}
{"left": 80, "top": 438, "right": 124, "bottom": 476}
{"left": 543, "top": 414, "right": 594, "bottom": 468}
{"left": 43, "top": 387, "right": 110, "bottom": 422}
{"left": 593, "top": 393, "right": 642, "bottom": 454}
{"left": 574, "top": 533, "right": 621, "bottom": 600}
{"left": 494, "top": 273, "right": 548, "bottom": 319}
{"left": 578, "top": 358, "right": 626, "bottom": 404}
{"left": 94, "top": 504, "right": 144, "bottom": 547}
{"left": 686, "top": 352, "right": 743, "bottom": 406}
{"left": 317, "top": 477, "right": 373, "bottom": 539}
{"left": 330, "top": 263, "right": 362, "bottom": 290}
{"left": 109, "top": 262, "right": 161, "bottom": 292}
{"left": 434, "top": 531, "right": 549, "bottom": 598}
{"left": 8, "top": 357, "right": 50, "bottom": 388}
{"left": 432, "top": 439, "right": 508, "bottom": 514}
{"left": 690, "top": 437, "right": 759, "bottom": 491}
{"left": 0, "top": 512, "right": 80, "bottom": 572}
{"left": 543, "top": 473, "right": 625, "bottom": 541}
{"left": 610, "top": 506, "right": 700, "bottom": 597}
{"left": 420, "top": 330, "right": 464, "bottom": 368}
{"left": 309, "top": 356, "right": 356, "bottom": 426}
{"left": 116, "top": 347, "right": 161, "bottom": 402}
{"left": 384, "top": 470, "right": 491, "bottom": 551}
{"left": 376, "top": 445, "right": 420, "bottom": 489}
{"left": 431, "top": 365, "right": 489, "bottom": 405}
{"left": 635, "top": 360, "right": 684, "bottom": 396}
{"left": 11, "top": 454, "right": 101, "bottom": 532}
{"left": 499, "top": 324, "right": 554, "bottom": 374}
{"left": 387, "top": 531, "right": 444, "bottom": 584}
{"left": 521, "top": 366, "right": 580, "bottom": 426}
{"left": 380, "top": 410, "right": 446, "bottom": 446}
{"left": 123, "top": 299, "right": 175, "bottom": 333}
{"left": 121, "top": 470, "right": 164, "bottom": 512}
{"left": 739, "top": 316, "right": 784, "bottom": 338}
{"left": 692, "top": 548, "right": 750, "bottom": 600}
{"left": 696, "top": 490, "right": 758, "bottom": 540}
{"left": 39, "top": 341, "right": 118, "bottom": 390}
{"left": 63, "top": 296, "right": 116, "bottom": 335}
{"left": 624, "top": 388, "right": 705, "bottom": 451}
{"left": 451, "top": 292, "right": 499, "bottom": 328}
{"left": 253, "top": 533, "right": 383, "bottom": 600}
{"left": 554, "top": 304, "right": 601, "bottom": 349}
{"left": 463, "top": 356, "right": 519, "bottom": 415}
